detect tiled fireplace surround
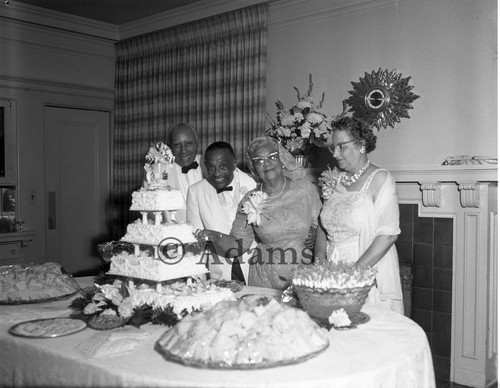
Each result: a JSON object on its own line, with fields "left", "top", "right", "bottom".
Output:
{"left": 390, "top": 165, "right": 497, "bottom": 388}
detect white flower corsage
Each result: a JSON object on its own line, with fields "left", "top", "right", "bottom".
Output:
{"left": 318, "top": 166, "right": 345, "bottom": 199}
{"left": 241, "top": 191, "right": 269, "bottom": 226}
{"left": 328, "top": 308, "right": 352, "bottom": 328}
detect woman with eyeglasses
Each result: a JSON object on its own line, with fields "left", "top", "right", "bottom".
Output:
{"left": 197, "top": 136, "right": 321, "bottom": 290}
{"left": 315, "top": 116, "right": 404, "bottom": 314}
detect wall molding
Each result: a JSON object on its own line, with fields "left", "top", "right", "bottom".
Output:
{"left": 119, "top": 0, "right": 271, "bottom": 40}
{"left": 0, "top": 17, "right": 115, "bottom": 60}
{"left": 268, "top": 0, "right": 411, "bottom": 31}
{"left": 420, "top": 183, "right": 442, "bottom": 207}
{"left": 389, "top": 164, "right": 498, "bottom": 185}
{"left": 1, "top": 0, "right": 404, "bottom": 40}
{"left": 459, "top": 184, "right": 481, "bottom": 208}
{"left": 0, "top": 1, "right": 118, "bottom": 40}
{"left": 0, "top": 75, "right": 114, "bottom": 102}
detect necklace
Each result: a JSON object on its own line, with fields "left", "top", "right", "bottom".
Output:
{"left": 340, "top": 160, "right": 370, "bottom": 186}
{"left": 261, "top": 177, "right": 287, "bottom": 199}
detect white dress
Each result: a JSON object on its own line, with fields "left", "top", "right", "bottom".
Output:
{"left": 319, "top": 168, "right": 404, "bottom": 314}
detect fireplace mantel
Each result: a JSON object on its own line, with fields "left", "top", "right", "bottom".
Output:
{"left": 388, "top": 164, "right": 497, "bottom": 184}
{"left": 389, "top": 164, "right": 498, "bottom": 387}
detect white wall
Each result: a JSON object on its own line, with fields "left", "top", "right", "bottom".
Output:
{"left": 266, "top": 0, "right": 497, "bottom": 169}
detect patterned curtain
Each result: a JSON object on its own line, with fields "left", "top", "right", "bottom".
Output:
{"left": 111, "top": 4, "right": 268, "bottom": 239}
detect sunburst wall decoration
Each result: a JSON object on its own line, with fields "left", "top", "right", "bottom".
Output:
{"left": 346, "top": 68, "right": 419, "bottom": 130}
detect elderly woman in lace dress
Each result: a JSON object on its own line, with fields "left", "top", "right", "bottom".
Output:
{"left": 197, "top": 136, "right": 321, "bottom": 290}
{"left": 314, "top": 116, "right": 403, "bottom": 314}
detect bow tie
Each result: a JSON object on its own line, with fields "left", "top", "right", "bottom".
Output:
{"left": 216, "top": 186, "right": 233, "bottom": 194}
{"left": 181, "top": 161, "right": 199, "bottom": 174}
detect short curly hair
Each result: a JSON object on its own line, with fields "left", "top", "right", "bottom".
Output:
{"left": 246, "top": 137, "right": 278, "bottom": 179}
{"left": 332, "top": 117, "right": 377, "bottom": 153}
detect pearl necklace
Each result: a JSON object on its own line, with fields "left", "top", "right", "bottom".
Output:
{"left": 261, "top": 177, "right": 287, "bottom": 199}
{"left": 340, "top": 161, "right": 370, "bottom": 186}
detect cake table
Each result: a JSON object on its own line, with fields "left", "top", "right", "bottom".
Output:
{"left": 0, "top": 276, "right": 435, "bottom": 388}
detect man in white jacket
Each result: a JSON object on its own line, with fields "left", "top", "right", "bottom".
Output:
{"left": 186, "top": 141, "right": 256, "bottom": 283}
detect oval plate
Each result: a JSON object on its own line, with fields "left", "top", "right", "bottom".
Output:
{"left": 8, "top": 317, "right": 87, "bottom": 338}
{"left": 0, "top": 290, "right": 80, "bottom": 305}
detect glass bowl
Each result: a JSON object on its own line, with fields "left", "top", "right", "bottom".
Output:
{"left": 97, "top": 241, "right": 134, "bottom": 262}
{"left": 293, "top": 281, "right": 374, "bottom": 319}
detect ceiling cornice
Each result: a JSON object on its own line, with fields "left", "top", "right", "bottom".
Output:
{"left": 0, "top": 1, "right": 119, "bottom": 41}
{"left": 0, "top": 0, "right": 395, "bottom": 42}
{"left": 268, "top": 0, "right": 410, "bottom": 31}
{"left": 118, "top": 0, "right": 270, "bottom": 40}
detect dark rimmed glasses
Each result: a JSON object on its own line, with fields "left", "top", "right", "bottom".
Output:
{"left": 328, "top": 140, "right": 358, "bottom": 154}
{"left": 252, "top": 152, "right": 279, "bottom": 166}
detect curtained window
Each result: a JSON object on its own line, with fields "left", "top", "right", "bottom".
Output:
{"left": 111, "top": 4, "right": 268, "bottom": 238}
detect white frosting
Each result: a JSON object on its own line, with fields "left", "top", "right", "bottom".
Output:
{"left": 125, "top": 282, "right": 236, "bottom": 318}
{"left": 121, "top": 221, "right": 197, "bottom": 245}
{"left": 108, "top": 252, "right": 207, "bottom": 281}
{"left": 130, "top": 187, "right": 184, "bottom": 211}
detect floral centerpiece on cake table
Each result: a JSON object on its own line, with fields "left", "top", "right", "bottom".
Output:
{"left": 70, "top": 280, "right": 196, "bottom": 329}
{"left": 266, "top": 74, "right": 333, "bottom": 161}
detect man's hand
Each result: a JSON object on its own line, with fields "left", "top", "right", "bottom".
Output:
{"left": 303, "top": 225, "right": 317, "bottom": 250}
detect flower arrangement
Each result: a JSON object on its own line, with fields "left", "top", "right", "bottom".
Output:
{"left": 241, "top": 191, "right": 269, "bottom": 226}
{"left": 266, "top": 74, "right": 332, "bottom": 157}
{"left": 144, "top": 142, "right": 175, "bottom": 184}
{"left": 70, "top": 280, "right": 193, "bottom": 328}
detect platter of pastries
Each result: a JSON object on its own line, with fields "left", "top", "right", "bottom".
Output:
{"left": 155, "top": 295, "right": 329, "bottom": 369}
{"left": 0, "top": 262, "right": 80, "bottom": 304}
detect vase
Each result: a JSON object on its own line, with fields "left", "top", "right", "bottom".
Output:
{"left": 295, "top": 155, "right": 309, "bottom": 168}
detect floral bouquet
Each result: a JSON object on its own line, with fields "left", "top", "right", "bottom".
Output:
{"left": 70, "top": 280, "right": 190, "bottom": 329}
{"left": 144, "top": 142, "right": 175, "bottom": 185}
{"left": 266, "top": 74, "right": 333, "bottom": 157}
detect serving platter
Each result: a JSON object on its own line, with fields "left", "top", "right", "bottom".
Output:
{"left": 9, "top": 317, "right": 87, "bottom": 338}
{"left": 0, "top": 291, "right": 80, "bottom": 305}
{"left": 155, "top": 338, "right": 329, "bottom": 370}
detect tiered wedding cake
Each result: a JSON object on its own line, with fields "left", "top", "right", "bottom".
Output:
{"left": 105, "top": 142, "right": 234, "bottom": 317}
{"left": 108, "top": 142, "right": 207, "bottom": 282}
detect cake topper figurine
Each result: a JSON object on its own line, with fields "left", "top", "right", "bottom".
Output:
{"left": 144, "top": 142, "right": 175, "bottom": 185}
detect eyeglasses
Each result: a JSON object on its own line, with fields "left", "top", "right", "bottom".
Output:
{"left": 252, "top": 152, "right": 279, "bottom": 166}
{"left": 328, "top": 140, "right": 358, "bottom": 154}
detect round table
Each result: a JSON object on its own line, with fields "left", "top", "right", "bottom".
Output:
{"left": 0, "top": 278, "right": 435, "bottom": 388}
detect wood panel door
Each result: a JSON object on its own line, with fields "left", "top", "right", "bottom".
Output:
{"left": 44, "top": 106, "right": 110, "bottom": 275}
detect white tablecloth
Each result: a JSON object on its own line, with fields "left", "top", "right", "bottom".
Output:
{"left": 0, "top": 277, "right": 435, "bottom": 388}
